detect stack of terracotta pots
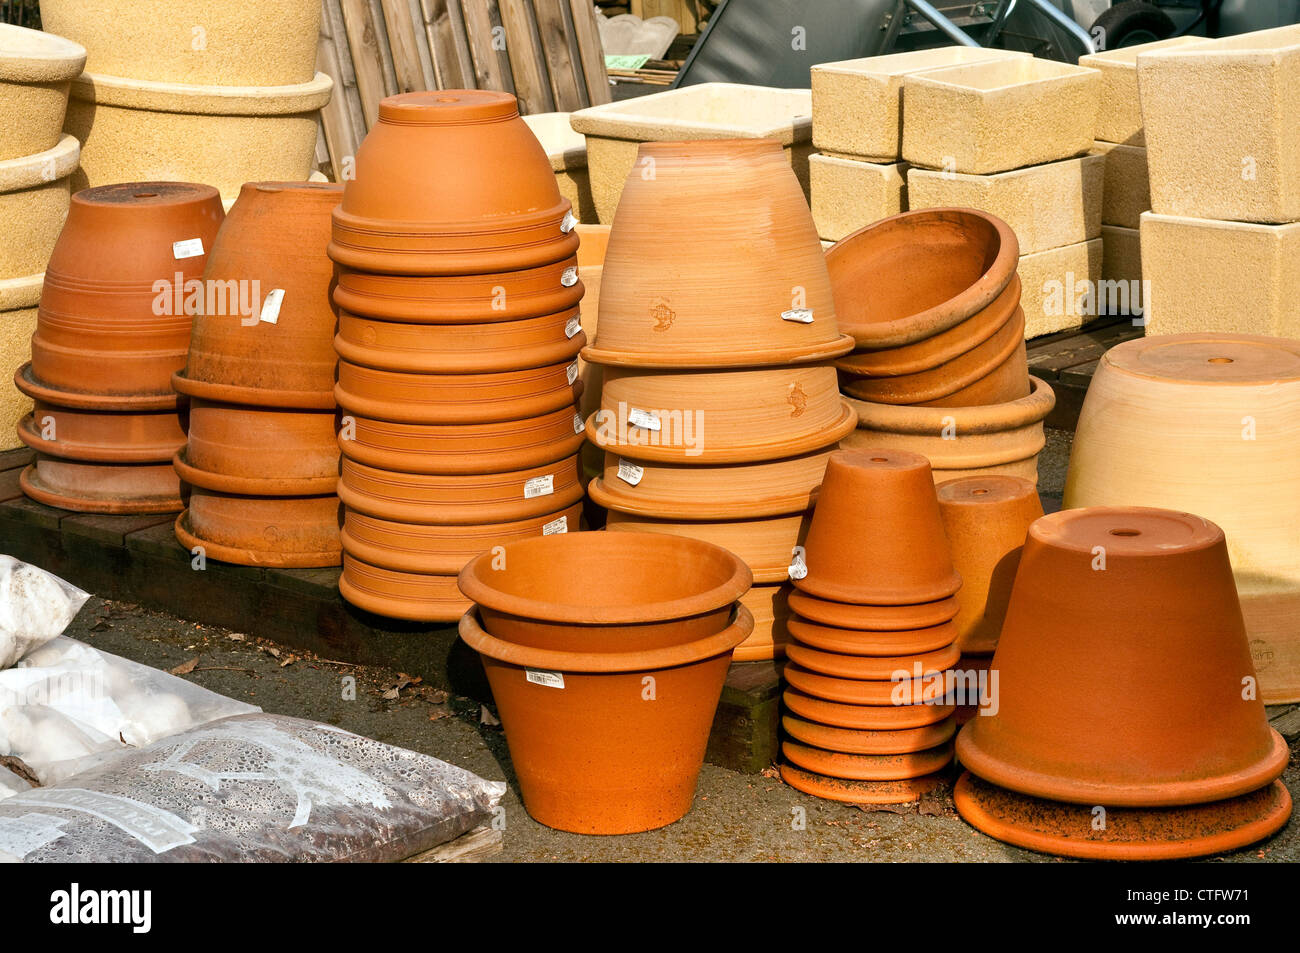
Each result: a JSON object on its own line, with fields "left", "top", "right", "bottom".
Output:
{"left": 329, "top": 91, "right": 586, "bottom": 622}
{"left": 15, "top": 183, "right": 224, "bottom": 512}
{"left": 779, "top": 450, "right": 961, "bottom": 805}
{"left": 830, "top": 209, "right": 1056, "bottom": 484}
{"left": 582, "top": 138, "right": 857, "bottom": 661}
{"left": 956, "top": 506, "right": 1292, "bottom": 860}
{"left": 171, "top": 181, "right": 344, "bottom": 567}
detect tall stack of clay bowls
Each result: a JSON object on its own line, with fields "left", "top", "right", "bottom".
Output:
{"left": 0, "top": 24, "right": 84, "bottom": 449}
{"left": 172, "top": 181, "right": 344, "bottom": 567}
{"left": 329, "top": 91, "right": 586, "bottom": 623}
{"left": 582, "top": 138, "right": 857, "bottom": 661}
{"left": 830, "top": 209, "right": 1056, "bottom": 485}
{"left": 41, "top": 0, "right": 331, "bottom": 207}
{"left": 779, "top": 449, "right": 962, "bottom": 805}
{"left": 955, "top": 506, "right": 1292, "bottom": 860}
{"left": 15, "top": 183, "right": 223, "bottom": 512}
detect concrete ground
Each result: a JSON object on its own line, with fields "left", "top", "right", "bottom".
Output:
{"left": 40, "top": 427, "right": 1300, "bottom": 861}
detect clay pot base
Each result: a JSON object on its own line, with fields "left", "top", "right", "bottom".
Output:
{"left": 954, "top": 772, "right": 1293, "bottom": 861}
{"left": 788, "top": 615, "right": 957, "bottom": 657}
{"left": 15, "top": 362, "right": 180, "bottom": 411}
{"left": 175, "top": 511, "right": 342, "bottom": 569}
{"left": 784, "top": 689, "right": 955, "bottom": 730}
{"left": 787, "top": 590, "right": 958, "bottom": 632}
{"left": 780, "top": 763, "right": 946, "bottom": 805}
{"left": 339, "top": 554, "right": 469, "bottom": 623}
{"left": 783, "top": 713, "right": 957, "bottom": 754}
{"left": 783, "top": 739, "right": 953, "bottom": 780}
{"left": 786, "top": 639, "right": 959, "bottom": 679}
{"left": 20, "top": 463, "right": 182, "bottom": 514}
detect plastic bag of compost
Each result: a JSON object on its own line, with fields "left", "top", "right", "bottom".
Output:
{"left": 0, "top": 557, "right": 89, "bottom": 670}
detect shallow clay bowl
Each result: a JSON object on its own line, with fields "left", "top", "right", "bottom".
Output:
{"left": 785, "top": 640, "right": 960, "bottom": 681}
{"left": 782, "top": 713, "right": 957, "bottom": 755}
{"left": 787, "top": 615, "right": 958, "bottom": 658}
{"left": 175, "top": 491, "right": 341, "bottom": 568}
{"left": 783, "top": 661, "right": 947, "bottom": 706}
{"left": 21, "top": 457, "right": 181, "bottom": 514}
{"left": 783, "top": 688, "right": 955, "bottom": 731}
{"left": 786, "top": 589, "right": 958, "bottom": 631}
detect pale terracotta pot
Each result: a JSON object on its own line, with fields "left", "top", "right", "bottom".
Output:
{"left": 785, "top": 640, "right": 960, "bottom": 681}
{"left": 787, "top": 614, "right": 958, "bottom": 657}
{"left": 783, "top": 661, "right": 948, "bottom": 706}
{"left": 783, "top": 713, "right": 957, "bottom": 755}
{"left": 734, "top": 583, "right": 793, "bottom": 662}
{"left": 0, "top": 24, "right": 84, "bottom": 162}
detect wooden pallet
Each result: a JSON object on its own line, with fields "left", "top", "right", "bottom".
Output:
{"left": 1025, "top": 317, "right": 1145, "bottom": 430}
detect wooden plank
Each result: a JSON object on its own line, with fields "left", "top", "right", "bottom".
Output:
{"left": 421, "top": 0, "right": 476, "bottom": 88}
{"left": 1026, "top": 321, "right": 1138, "bottom": 381}
{"left": 568, "top": 0, "right": 612, "bottom": 105}
{"left": 61, "top": 513, "right": 174, "bottom": 548}
{"left": 0, "top": 447, "right": 34, "bottom": 472}
{"left": 0, "top": 495, "right": 65, "bottom": 531}
{"left": 0, "top": 465, "right": 25, "bottom": 503}
{"left": 1268, "top": 704, "right": 1300, "bottom": 743}
{"left": 462, "top": 0, "right": 516, "bottom": 94}
{"left": 533, "top": 0, "right": 585, "bottom": 111}
{"left": 316, "top": 27, "right": 357, "bottom": 180}
{"left": 498, "top": 0, "right": 555, "bottom": 115}
{"left": 403, "top": 824, "right": 503, "bottom": 862}
{"left": 322, "top": 0, "right": 370, "bottom": 147}
{"left": 340, "top": 0, "right": 397, "bottom": 127}
{"left": 381, "top": 0, "right": 435, "bottom": 92}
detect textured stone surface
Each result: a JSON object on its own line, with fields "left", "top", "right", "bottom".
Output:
{"left": 0, "top": 134, "right": 77, "bottom": 281}
{"left": 0, "top": 306, "right": 36, "bottom": 451}
{"left": 809, "top": 152, "right": 906, "bottom": 242}
{"left": 524, "top": 112, "right": 596, "bottom": 224}
{"left": 1079, "top": 34, "right": 1203, "bottom": 146}
{"left": 908, "top": 153, "right": 1102, "bottom": 256}
{"left": 1018, "top": 238, "right": 1104, "bottom": 338}
{"left": 1101, "top": 224, "right": 1141, "bottom": 285}
{"left": 0, "top": 24, "right": 84, "bottom": 162}
{"left": 1092, "top": 140, "right": 1149, "bottom": 228}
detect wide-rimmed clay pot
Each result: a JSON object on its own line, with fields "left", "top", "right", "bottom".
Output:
{"left": 787, "top": 589, "right": 958, "bottom": 632}
{"left": 786, "top": 640, "right": 960, "bottom": 681}
{"left": 581, "top": 139, "right": 853, "bottom": 369}
{"left": 783, "top": 713, "right": 957, "bottom": 755}
{"left": 0, "top": 135, "right": 79, "bottom": 283}
{"left": 335, "top": 358, "right": 581, "bottom": 425}
{"left": 0, "top": 24, "right": 84, "bottom": 162}
{"left": 339, "top": 555, "right": 469, "bottom": 623}
{"left": 826, "top": 207, "right": 1020, "bottom": 349}
{"left": 783, "top": 661, "right": 947, "bottom": 707}
{"left": 21, "top": 456, "right": 181, "bottom": 513}
{"left": 17, "top": 400, "right": 185, "bottom": 463}
{"left": 783, "top": 739, "right": 953, "bottom": 781}
{"left": 780, "top": 763, "right": 945, "bottom": 806}
{"left": 956, "top": 507, "right": 1290, "bottom": 808}
{"left": 339, "top": 406, "right": 584, "bottom": 476}
{"left": 458, "top": 602, "right": 753, "bottom": 834}
{"left": 787, "top": 615, "right": 957, "bottom": 658}
{"left": 842, "top": 375, "right": 1056, "bottom": 484}
{"left": 175, "top": 489, "right": 340, "bottom": 568}
{"left": 734, "top": 583, "right": 792, "bottom": 662}
{"left": 329, "top": 91, "right": 577, "bottom": 276}
{"left": 783, "top": 688, "right": 955, "bottom": 731}
{"left": 918, "top": 336, "right": 1029, "bottom": 409}
{"left": 30, "top": 182, "right": 224, "bottom": 403}
{"left": 175, "top": 181, "right": 341, "bottom": 408}
{"left": 938, "top": 475, "right": 1042, "bottom": 654}
{"left": 458, "top": 531, "right": 751, "bottom": 653}
{"left": 796, "top": 449, "right": 961, "bottom": 605}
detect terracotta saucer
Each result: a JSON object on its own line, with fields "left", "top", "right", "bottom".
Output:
{"left": 782, "top": 713, "right": 957, "bottom": 754}
{"left": 15, "top": 362, "right": 181, "bottom": 411}
{"left": 783, "top": 688, "right": 955, "bottom": 730}
{"left": 21, "top": 459, "right": 182, "bottom": 514}
{"left": 338, "top": 553, "right": 470, "bottom": 623}
{"left": 782, "top": 739, "right": 954, "bottom": 780}
{"left": 787, "top": 615, "right": 958, "bottom": 657}
{"left": 783, "top": 661, "right": 948, "bottom": 706}
{"left": 786, "top": 640, "right": 959, "bottom": 680}
{"left": 780, "top": 763, "right": 946, "bottom": 805}
{"left": 787, "top": 589, "right": 958, "bottom": 631}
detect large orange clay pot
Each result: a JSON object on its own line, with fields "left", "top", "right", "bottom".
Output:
{"left": 176, "top": 181, "right": 341, "bottom": 408}
{"left": 21, "top": 456, "right": 181, "bottom": 513}
{"left": 339, "top": 554, "right": 470, "bottom": 623}
{"left": 787, "top": 589, "right": 958, "bottom": 632}
{"left": 787, "top": 615, "right": 958, "bottom": 657}
{"left": 17, "top": 400, "right": 185, "bottom": 463}
{"left": 603, "top": 509, "right": 811, "bottom": 583}
{"left": 175, "top": 489, "right": 341, "bottom": 568}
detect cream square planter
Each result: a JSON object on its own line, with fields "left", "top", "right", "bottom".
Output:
{"left": 0, "top": 134, "right": 78, "bottom": 282}
{"left": 0, "top": 305, "right": 37, "bottom": 451}
{"left": 1078, "top": 34, "right": 1203, "bottom": 146}
{"left": 1102, "top": 224, "right": 1142, "bottom": 285}
{"left": 569, "top": 83, "right": 812, "bottom": 224}
{"left": 810, "top": 46, "right": 1028, "bottom": 162}
{"left": 907, "top": 153, "right": 1102, "bottom": 256}
{"left": 1138, "top": 25, "right": 1300, "bottom": 223}
{"left": 809, "top": 153, "right": 906, "bottom": 242}
{"left": 1140, "top": 212, "right": 1300, "bottom": 337}
{"left": 1018, "top": 238, "right": 1103, "bottom": 338}
{"left": 1092, "top": 140, "right": 1149, "bottom": 228}
{"left": 902, "top": 57, "right": 1101, "bottom": 175}
{"left": 524, "top": 112, "right": 596, "bottom": 224}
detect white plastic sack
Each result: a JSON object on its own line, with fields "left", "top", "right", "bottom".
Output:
{"left": 0, "top": 556, "right": 89, "bottom": 670}
{"left": 0, "top": 765, "right": 30, "bottom": 800}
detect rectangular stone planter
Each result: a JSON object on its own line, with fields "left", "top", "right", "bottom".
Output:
{"left": 523, "top": 112, "right": 596, "bottom": 225}
{"left": 902, "top": 57, "right": 1100, "bottom": 175}
{"left": 1078, "top": 35, "right": 1203, "bottom": 146}
{"left": 1092, "top": 140, "right": 1149, "bottom": 228}
{"left": 810, "top": 46, "right": 1028, "bottom": 162}
{"left": 907, "top": 153, "right": 1102, "bottom": 256}
{"left": 0, "top": 305, "right": 37, "bottom": 451}
{"left": 1138, "top": 25, "right": 1300, "bottom": 223}
{"left": 1140, "top": 212, "right": 1300, "bottom": 337}
{"left": 569, "top": 83, "right": 812, "bottom": 224}
{"left": 809, "top": 153, "right": 906, "bottom": 242}
{"left": 1018, "top": 238, "right": 1103, "bottom": 338}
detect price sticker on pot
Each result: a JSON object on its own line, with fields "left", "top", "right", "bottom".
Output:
{"left": 573, "top": 412, "right": 585, "bottom": 435}
{"left": 524, "top": 474, "right": 555, "bottom": 499}
{"left": 788, "top": 546, "right": 808, "bottom": 581}
{"left": 566, "top": 362, "right": 579, "bottom": 385}
{"left": 560, "top": 211, "right": 577, "bottom": 233}
{"left": 561, "top": 267, "right": 579, "bottom": 288}
{"left": 542, "top": 515, "right": 568, "bottom": 535}
{"left": 565, "top": 315, "right": 582, "bottom": 338}
{"left": 173, "top": 237, "right": 205, "bottom": 260}
{"left": 781, "top": 308, "right": 814, "bottom": 324}
{"left": 627, "top": 407, "right": 661, "bottom": 432}
{"left": 617, "top": 459, "right": 644, "bottom": 486}
{"left": 259, "top": 288, "right": 285, "bottom": 324}
{"left": 526, "top": 669, "right": 565, "bottom": 689}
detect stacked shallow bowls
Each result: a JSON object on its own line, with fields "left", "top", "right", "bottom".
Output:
{"left": 779, "top": 449, "right": 962, "bottom": 805}
{"left": 329, "top": 91, "right": 586, "bottom": 622}
{"left": 582, "top": 137, "right": 856, "bottom": 661}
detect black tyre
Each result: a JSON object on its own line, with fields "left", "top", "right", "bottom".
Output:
{"left": 1091, "top": 1, "right": 1178, "bottom": 50}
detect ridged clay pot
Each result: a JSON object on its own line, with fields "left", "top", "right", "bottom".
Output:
{"left": 339, "top": 554, "right": 470, "bottom": 623}
{"left": 796, "top": 449, "right": 961, "bottom": 605}
{"left": 783, "top": 688, "right": 955, "bottom": 731}
{"left": 787, "top": 589, "right": 958, "bottom": 632}
{"left": 175, "top": 489, "right": 341, "bottom": 568}
{"left": 329, "top": 91, "right": 577, "bottom": 276}
{"left": 734, "top": 583, "right": 793, "bottom": 662}
{"left": 0, "top": 135, "right": 79, "bottom": 282}
{"left": 785, "top": 640, "right": 960, "bottom": 680}
{"left": 16, "top": 400, "right": 185, "bottom": 463}
{"left": 458, "top": 603, "right": 752, "bottom": 834}
{"left": 783, "top": 740, "right": 953, "bottom": 781}
{"left": 779, "top": 763, "right": 945, "bottom": 806}
{"left": 783, "top": 661, "right": 948, "bottom": 707}
{"left": 783, "top": 713, "right": 957, "bottom": 755}
{"left": 956, "top": 507, "right": 1290, "bottom": 808}
{"left": 0, "top": 24, "right": 84, "bottom": 162}
{"left": 581, "top": 139, "right": 853, "bottom": 368}
{"left": 21, "top": 456, "right": 181, "bottom": 513}
{"left": 938, "top": 475, "right": 1042, "bottom": 654}
{"left": 787, "top": 614, "right": 958, "bottom": 658}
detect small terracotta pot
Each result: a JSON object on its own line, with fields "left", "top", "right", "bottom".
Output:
{"left": 17, "top": 400, "right": 185, "bottom": 463}
{"left": 786, "top": 641, "right": 960, "bottom": 681}
{"left": 783, "top": 688, "right": 955, "bottom": 731}
{"left": 21, "top": 456, "right": 181, "bottom": 513}
{"left": 786, "top": 589, "right": 958, "bottom": 632}
{"left": 339, "top": 554, "right": 469, "bottom": 623}
{"left": 783, "top": 662, "right": 948, "bottom": 707}
{"left": 787, "top": 615, "right": 958, "bottom": 658}
{"left": 796, "top": 449, "right": 961, "bottom": 605}
{"left": 603, "top": 509, "right": 811, "bottom": 583}
{"left": 937, "top": 475, "right": 1042, "bottom": 654}
{"left": 956, "top": 506, "right": 1290, "bottom": 808}
{"left": 459, "top": 603, "right": 753, "bottom": 834}
{"left": 783, "top": 740, "right": 953, "bottom": 781}
{"left": 734, "top": 583, "right": 793, "bottom": 662}
{"left": 826, "top": 207, "right": 1019, "bottom": 349}
{"left": 175, "top": 489, "right": 341, "bottom": 568}
{"left": 780, "top": 763, "right": 945, "bottom": 805}
{"left": 783, "top": 713, "right": 956, "bottom": 755}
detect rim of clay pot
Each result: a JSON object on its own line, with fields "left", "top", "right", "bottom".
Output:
{"left": 782, "top": 739, "right": 954, "bottom": 781}
{"left": 175, "top": 509, "right": 342, "bottom": 569}
{"left": 826, "top": 208, "right": 1020, "bottom": 349}
{"left": 458, "top": 531, "right": 752, "bottom": 626}
{"left": 69, "top": 70, "right": 334, "bottom": 115}
{"left": 15, "top": 363, "right": 182, "bottom": 411}
{"left": 844, "top": 374, "right": 1055, "bottom": 436}
{"left": 783, "top": 713, "right": 957, "bottom": 755}
{"left": 339, "top": 554, "right": 470, "bottom": 623}
{"left": 779, "top": 763, "right": 945, "bottom": 806}
{"left": 327, "top": 218, "right": 580, "bottom": 277}
{"left": 581, "top": 332, "right": 857, "bottom": 371}
{"left": 20, "top": 462, "right": 182, "bottom": 514}
{"left": 786, "top": 640, "right": 960, "bottom": 681}
{"left": 173, "top": 448, "right": 339, "bottom": 497}
{"left": 457, "top": 603, "right": 754, "bottom": 674}
{"left": 786, "top": 615, "right": 958, "bottom": 657}
{"left": 0, "top": 23, "right": 86, "bottom": 81}
{"left": 787, "top": 590, "right": 959, "bottom": 631}
{"left": 783, "top": 688, "right": 957, "bottom": 731}
{"left": 170, "top": 370, "right": 335, "bottom": 410}
{"left": 17, "top": 411, "right": 182, "bottom": 463}
{"left": 783, "top": 661, "right": 949, "bottom": 706}
{"left": 0, "top": 134, "right": 80, "bottom": 194}
{"left": 0, "top": 272, "right": 43, "bottom": 311}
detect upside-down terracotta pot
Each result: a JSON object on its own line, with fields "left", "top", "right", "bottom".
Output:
{"left": 787, "top": 614, "right": 958, "bottom": 658}
{"left": 783, "top": 661, "right": 948, "bottom": 707}
{"left": 458, "top": 601, "right": 753, "bottom": 834}
{"left": 919, "top": 336, "right": 1029, "bottom": 409}
{"left": 329, "top": 91, "right": 577, "bottom": 276}
{"left": 176, "top": 181, "right": 341, "bottom": 408}
{"left": 0, "top": 24, "right": 85, "bottom": 162}
{"left": 779, "top": 764, "right": 946, "bottom": 806}
{"left": 783, "top": 740, "right": 954, "bottom": 781}
{"left": 956, "top": 507, "right": 1290, "bottom": 808}
{"left": 734, "top": 583, "right": 793, "bottom": 662}
{"left": 796, "top": 449, "right": 961, "bottom": 605}
{"left": 339, "top": 555, "right": 471, "bottom": 623}
{"left": 21, "top": 455, "right": 182, "bottom": 513}
{"left": 782, "top": 688, "right": 955, "bottom": 732}
{"left": 937, "top": 475, "right": 1042, "bottom": 654}
{"left": 783, "top": 713, "right": 957, "bottom": 755}
{"left": 785, "top": 640, "right": 960, "bottom": 681}
{"left": 175, "top": 488, "right": 341, "bottom": 568}
{"left": 16, "top": 400, "right": 185, "bottom": 463}
{"left": 787, "top": 589, "right": 958, "bottom": 632}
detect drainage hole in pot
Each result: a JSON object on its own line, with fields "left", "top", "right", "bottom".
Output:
{"left": 1208, "top": 357, "right": 1234, "bottom": 365}
{"left": 134, "top": 192, "right": 159, "bottom": 199}
{"left": 871, "top": 457, "right": 889, "bottom": 463}
{"left": 971, "top": 488, "right": 990, "bottom": 496}
{"left": 1109, "top": 529, "right": 1141, "bottom": 537}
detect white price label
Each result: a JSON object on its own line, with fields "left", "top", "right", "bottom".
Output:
{"left": 259, "top": 288, "right": 285, "bottom": 324}
{"left": 573, "top": 413, "right": 585, "bottom": 435}
{"left": 526, "top": 669, "right": 565, "bottom": 689}
{"left": 523, "top": 474, "right": 555, "bottom": 499}
{"left": 172, "top": 237, "right": 204, "bottom": 260}
{"left": 617, "top": 459, "right": 644, "bottom": 486}
{"left": 566, "top": 362, "right": 579, "bottom": 385}
{"left": 627, "top": 407, "right": 661, "bottom": 431}
{"left": 542, "top": 515, "right": 568, "bottom": 535}
{"left": 560, "top": 211, "right": 577, "bottom": 233}
{"left": 788, "top": 548, "right": 808, "bottom": 581}
{"left": 565, "top": 315, "right": 582, "bottom": 338}
{"left": 561, "top": 267, "right": 579, "bottom": 288}
{"left": 781, "top": 308, "right": 814, "bottom": 324}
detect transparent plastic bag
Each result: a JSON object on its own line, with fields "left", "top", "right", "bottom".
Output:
{"left": 0, "top": 556, "right": 89, "bottom": 670}
{"left": 0, "top": 765, "right": 30, "bottom": 800}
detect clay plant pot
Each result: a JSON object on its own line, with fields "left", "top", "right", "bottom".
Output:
{"left": 29, "top": 182, "right": 224, "bottom": 405}
{"left": 335, "top": 359, "right": 582, "bottom": 425}
{"left": 329, "top": 91, "right": 577, "bottom": 276}
{"left": 783, "top": 740, "right": 953, "bottom": 780}
{"left": 734, "top": 583, "right": 793, "bottom": 662}
{"left": 588, "top": 364, "right": 856, "bottom": 463}
{"left": 340, "top": 554, "right": 470, "bottom": 623}
{"left": 783, "top": 662, "right": 948, "bottom": 707}
{"left": 786, "top": 640, "right": 960, "bottom": 681}
{"left": 21, "top": 456, "right": 181, "bottom": 513}
{"left": 0, "top": 135, "right": 79, "bottom": 283}
{"left": 841, "top": 376, "right": 1056, "bottom": 484}
{"left": 787, "top": 589, "right": 958, "bottom": 632}
{"left": 937, "top": 475, "right": 1043, "bottom": 654}
{"left": 175, "top": 488, "right": 341, "bottom": 568}
{"left": 825, "top": 207, "right": 1020, "bottom": 349}
{"left": 0, "top": 24, "right": 85, "bottom": 162}
{"left": 783, "top": 688, "right": 955, "bottom": 731}
{"left": 779, "top": 763, "right": 945, "bottom": 806}
{"left": 787, "top": 615, "right": 958, "bottom": 658}
{"left": 956, "top": 506, "right": 1290, "bottom": 808}
{"left": 796, "top": 449, "right": 961, "bottom": 605}
{"left": 581, "top": 139, "right": 853, "bottom": 369}
{"left": 783, "top": 713, "right": 957, "bottom": 755}
{"left": 175, "top": 181, "right": 342, "bottom": 408}
{"left": 458, "top": 602, "right": 753, "bottom": 834}
{"left": 16, "top": 400, "right": 185, "bottom": 463}
{"left": 458, "top": 531, "right": 751, "bottom": 653}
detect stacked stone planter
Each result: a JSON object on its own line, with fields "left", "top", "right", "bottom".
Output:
{"left": 523, "top": 112, "right": 596, "bottom": 225}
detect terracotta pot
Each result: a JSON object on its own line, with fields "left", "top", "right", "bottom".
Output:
{"left": 796, "top": 449, "right": 961, "bottom": 605}
{"left": 21, "top": 456, "right": 181, "bottom": 513}
{"left": 30, "top": 182, "right": 224, "bottom": 403}
{"left": 841, "top": 375, "right": 1056, "bottom": 484}
{"left": 787, "top": 589, "right": 958, "bottom": 632}
{"left": 787, "top": 615, "right": 958, "bottom": 658}
{"left": 175, "top": 181, "right": 341, "bottom": 409}
{"left": 589, "top": 364, "right": 856, "bottom": 463}
{"left": 956, "top": 506, "right": 1290, "bottom": 808}
{"left": 937, "top": 475, "right": 1042, "bottom": 654}
{"left": 459, "top": 603, "right": 753, "bottom": 834}
{"left": 826, "top": 207, "right": 1019, "bottom": 349}
{"left": 783, "top": 688, "right": 955, "bottom": 731}
{"left": 603, "top": 509, "right": 811, "bottom": 583}
{"left": 0, "top": 24, "right": 85, "bottom": 162}
{"left": 916, "top": 336, "right": 1029, "bottom": 409}
{"left": 783, "top": 662, "right": 948, "bottom": 706}
{"left": 16, "top": 400, "right": 185, "bottom": 463}
{"left": 335, "top": 358, "right": 581, "bottom": 425}
{"left": 786, "top": 641, "right": 960, "bottom": 681}
{"left": 576, "top": 224, "right": 611, "bottom": 482}
{"left": 329, "top": 91, "right": 577, "bottom": 276}
{"left": 780, "top": 763, "right": 945, "bottom": 805}
{"left": 783, "top": 713, "right": 956, "bottom": 755}
{"left": 339, "top": 406, "right": 584, "bottom": 476}
{"left": 458, "top": 531, "right": 751, "bottom": 653}
{"left": 0, "top": 135, "right": 79, "bottom": 284}
{"left": 339, "top": 554, "right": 469, "bottom": 623}
{"left": 175, "top": 489, "right": 341, "bottom": 568}
{"left": 582, "top": 139, "right": 853, "bottom": 369}
{"left": 734, "top": 583, "right": 792, "bottom": 662}
{"left": 783, "top": 739, "right": 953, "bottom": 781}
